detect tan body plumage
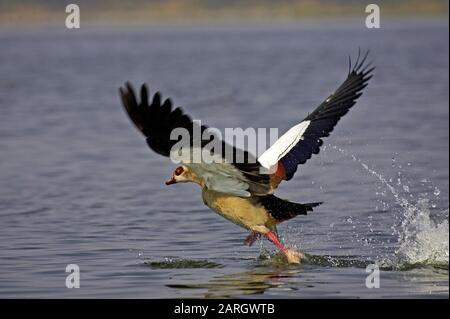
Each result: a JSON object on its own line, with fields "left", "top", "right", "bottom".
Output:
{"left": 200, "top": 187, "right": 303, "bottom": 263}
{"left": 202, "top": 188, "right": 278, "bottom": 234}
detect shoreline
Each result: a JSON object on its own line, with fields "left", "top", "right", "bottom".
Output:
{"left": 0, "top": 2, "right": 448, "bottom": 27}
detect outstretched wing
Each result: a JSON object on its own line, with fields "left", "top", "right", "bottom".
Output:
{"left": 119, "top": 82, "right": 272, "bottom": 196}
{"left": 258, "top": 51, "right": 374, "bottom": 181}
{"left": 119, "top": 82, "right": 211, "bottom": 157}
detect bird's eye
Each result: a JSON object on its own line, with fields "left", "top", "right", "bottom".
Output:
{"left": 175, "top": 167, "right": 184, "bottom": 176}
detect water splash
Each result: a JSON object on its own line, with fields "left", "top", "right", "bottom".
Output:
{"left": 331, "top": 145, "right": 449, "bottom": 270}
{"left": 390, "top": 199, "right": 448, "bottom": 269}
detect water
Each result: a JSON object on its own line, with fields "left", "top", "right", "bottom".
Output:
{"left": 0, "top": 20, "right": 448, "bottom": 298}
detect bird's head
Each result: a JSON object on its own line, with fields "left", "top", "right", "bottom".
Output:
{"left": 165, "top": 165, "right": 198, "bottom": 185}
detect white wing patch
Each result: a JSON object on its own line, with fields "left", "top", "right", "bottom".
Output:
{"left": 258, "top": 120, "right": 311, "bottom": 170}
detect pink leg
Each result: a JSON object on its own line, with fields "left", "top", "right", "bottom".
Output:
{"left": 265, "top": 230, "right": 303, "bottom": 264}
{"left": 244, "top": 231, "right": 260, "bottom": 246}
{"left": 265, "top": 231, "right": 286, "bottom": 253}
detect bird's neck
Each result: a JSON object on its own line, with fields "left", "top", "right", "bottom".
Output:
{"left": 186, "top": 172, "right": 205, "bottom": 188}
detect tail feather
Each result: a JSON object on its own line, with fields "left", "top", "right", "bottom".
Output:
{"left": 258, "top": 195, "right": 322, "bottom": 222}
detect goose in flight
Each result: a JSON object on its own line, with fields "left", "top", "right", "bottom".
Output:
{"left": 119, "top": 52, "right": 374, "bottom": 264}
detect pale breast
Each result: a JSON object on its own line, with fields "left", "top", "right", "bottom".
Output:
{"left": 201, "top": 189, "right": 276, "bottom": 232}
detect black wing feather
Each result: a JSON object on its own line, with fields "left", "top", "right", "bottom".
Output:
{"left": 119, "top": 82, "right": 210, "bottom": 157}
{"left": 280, "top": 51, "right": 374, "bottom": 180}
{"left": 119, "top": 82, "right": 271, "bottom": 193}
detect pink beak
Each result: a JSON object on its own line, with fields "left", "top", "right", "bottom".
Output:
{"left": 165, "top": 177, "right": 176, "bottom": 185}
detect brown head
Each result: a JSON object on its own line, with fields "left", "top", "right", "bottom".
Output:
{"left": 165, "top": 165, "right": 201, "bottom": 186}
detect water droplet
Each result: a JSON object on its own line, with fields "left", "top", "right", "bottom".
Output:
{"left": 403, "top": 185, "right": 409, "bottom": 192}
{"left": 434, "top": 188, "right": 440, "bottom": 196}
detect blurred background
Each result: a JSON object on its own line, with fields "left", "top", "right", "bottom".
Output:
{"left": 0, "top": 0, "right": 448, "bottom": 298}
{"left": 0, "top": 0, "right": 448, "bottom": 26}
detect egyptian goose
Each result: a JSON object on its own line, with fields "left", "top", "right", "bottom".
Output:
{"left": 119, "top": 51, "right": 374, "bottom": 264}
